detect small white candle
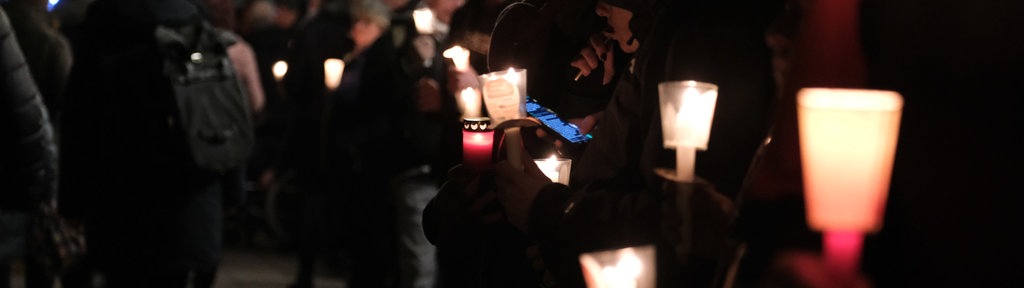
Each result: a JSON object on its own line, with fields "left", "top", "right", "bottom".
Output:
{"left": 534, "top": 155, "right": 571, "bottom": 185}
{"left": 459, "top": 87, "right": 482, "bottom": 119}
{"left": 412, "top": 7, "right": 434, "bottom": 34}
{"left": 323, "top": 58, "right": 345, "bottom": 92}
{"left": 579, "top": 245, "right": 656, "bottom": 288}
{"left": 443, "top": 45, "right": 471, "bottom": 72}
{"left": 272, "top": 60, "right": 288, "bottom": 82}
{"left": 658, "top": 81, "right": 718, "bottom": 182}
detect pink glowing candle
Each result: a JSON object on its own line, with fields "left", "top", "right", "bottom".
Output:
{"left": 462, "top": 118, "right": 494, "bottom": 171}
{"left": 797, "top": 88, "right": 903, "bottom": 281}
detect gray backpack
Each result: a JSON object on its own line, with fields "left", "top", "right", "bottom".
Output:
{"left": 155, "top": 21, "right": 253, "bottom": 175}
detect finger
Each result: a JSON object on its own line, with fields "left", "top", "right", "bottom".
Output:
{"left": 590, "top": 35, "right": 609, "bottom": 59}
{"left": 603, "top": 48, "right": 616, "bottom": 85}
{"left": 581, "top": 47, "right": 600, "bottom": 69}
{"left": 570, "top": 58, "right": 592, "bottom": 77}
{"left": 535, "top": 128, "right": 548, "bottom": 138}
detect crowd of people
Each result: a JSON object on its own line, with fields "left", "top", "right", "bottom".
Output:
{"left": 2, "top": 0, "right": 1022, "bottom": 287}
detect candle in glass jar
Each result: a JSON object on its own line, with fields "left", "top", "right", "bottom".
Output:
{"left": 462, "top": 117, "right": 493, "bottom": 171}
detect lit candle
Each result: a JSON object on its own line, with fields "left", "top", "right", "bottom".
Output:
{"left": 479, "top": 68, "right": 528, "bottom": 170}
{"left": 459, "top": 87, "right": 482, "bottom": 119}
{"left": 534, "top": 155, "right": 572, "bottom": 185}
{"left": 443, "top": 45, "right": 471, "bottom": 72}
{"left": 272, "top": 60, "right": 288, "bottom": 82}
{"left": 579, "top": 245, "right": 656, "bottom": 288}
{"left": 412, "top": 7, "right": 434, "bottom": 35}
{"left": 658, "top": 81, "right": 718, "bottom": 182}
{"left": 323, "top": 58, "right": 345, "bottom": 92}
{"left": 797, "top": 88, "right": 903, "bottom": 282}
{"left": 462, "top": 117, "right": 494, "bottom": 171}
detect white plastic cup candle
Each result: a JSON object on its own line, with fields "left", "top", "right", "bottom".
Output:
{"left": 272, "top": 60, "right": 288, "bottom": 82}
{"left": 323, "top": 58, "right": 345, "bottom": 92}
{"left": 797, "top": 88, "right": 903, "bottom": 282}
{"left": 459, "top": 87, "right": 482, "bottom": 119}
{"left": 412, "top": 7, "right": 434, "bottom": 34}
{"left": 534, "top": 155, "right": 571, "bottom": 185}
{"left": 657, "top": 81, "right": 718, "bottom": 182}
{"left": 480, "top": 68, "right": 527, "bottom": 170}
{"left": 443, "top": 45, "right": 471, "bottom": 72}
{"left": 579, "top": 245, "right": 656, "bottom": 288}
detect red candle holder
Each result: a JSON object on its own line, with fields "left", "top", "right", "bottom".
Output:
{"left": 462, "top": 117, "right": 494, "bottom": 171}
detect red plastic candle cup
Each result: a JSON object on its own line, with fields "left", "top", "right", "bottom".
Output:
{"left": 462, "top": 117, "right": 494, "bottom": 171}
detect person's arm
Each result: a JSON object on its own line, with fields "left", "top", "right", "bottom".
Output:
{"left": 1, "top": 8, "right": 58, "bottom": 210}
{"left": 227, "top": 39, "right": 266, "bottom": 115}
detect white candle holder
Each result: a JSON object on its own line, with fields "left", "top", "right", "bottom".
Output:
{"left": 412, "top": 7, "right": 434, "bottom": 35}
{"left": 797, "top": 87, "right": 903, "bottom": 281}
{"left": 534, "top": 155, "right": 571, "bottom": 185}
{"left": 457, "top": 87, "right": 482, "bottom": 119}
{"left": 579, "top": 245, "right": 656, "bottom": 288}
{"left": 657, "top": 80, "right": 718, "bottom": 182}
{"left": 480, "top": 68, "right": 528, "bottom": 170}
{"left": 323, "top": 58, "right": 345, "bottom": 92}
{"left": 443, "top": 45, "right": 471, "bottom": 72}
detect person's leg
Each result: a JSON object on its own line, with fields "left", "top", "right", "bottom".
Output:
{"left": 291, "top": 183, "right": 324, "bottom": 288}
{"left": 392, "top": 168, "right": 439, "bottom": 288}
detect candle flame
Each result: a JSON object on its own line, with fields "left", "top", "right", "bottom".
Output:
{"left": 272, "top": 61, "right": 288, "bottom": 81}
{"left": 460, "top": 87, "right": 481, "bottom": 118}
{"left": 504, "top": 67, "right": 520, "bottom": 84}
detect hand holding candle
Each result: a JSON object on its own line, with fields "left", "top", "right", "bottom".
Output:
{"left": 797, "top": 88, "right": 903, "bottom": 282}
{"left": 658, "top": 81, "right": 718, "bottom": 182}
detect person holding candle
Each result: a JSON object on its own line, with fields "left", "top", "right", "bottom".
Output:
{"left": 487, "top": 0, "right": 781, "bottom": 287}
{"left": 388, "top": 0, "right": 468, "bottom": 287}
{"left": 279, "top": 0, "right": 406, "bottom": 287}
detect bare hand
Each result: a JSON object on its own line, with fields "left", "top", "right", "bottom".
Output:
{"left": 570, "top": 33, "right": 616, "bottom": 85}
